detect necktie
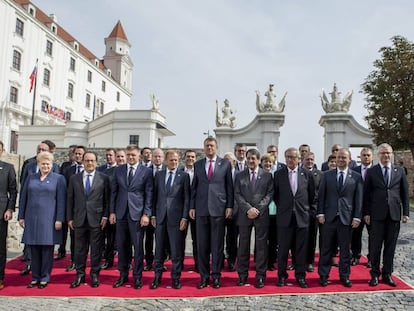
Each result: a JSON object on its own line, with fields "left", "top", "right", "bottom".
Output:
{"left": 362, "top": 166, "right": 367, "bottom": 181}
{"left": 250, "top": 171, "right": 257, "bottom": 191}
{"left": 76, "top": 165, "right": 80, "bottom": 174}
{"left": 128, "top": 166, "right": 134, "bottom": 185}
{"left": 166, "top": 171, "right": 173, "bottom": 194}
{"left": 338, "top": 171, "right": 344, "bottom": 192}
{"left": 383, "top": 166, "right": 389, "bottom": 186}
{"left": 289, "top": 170, "right": 296, "bottom": 195}
{"left": 239, "top": 162, "right": 244, "bottom": 171}
{"left": 207, "top": 160, "right": 214, "bottom": 180}
{"left": 85, "top": 174, "right": 91, "bottom": 195}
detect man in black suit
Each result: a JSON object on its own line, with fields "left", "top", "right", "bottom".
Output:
{"left": 364, "top": 143, "right": 409, "bottom": 287}
{"left": 60, "top": 145, "right": 77, "bottom": 175}
{"left": 189, "top": 137, "right": 234, "bottom": 289}
{"left": 109, "top": 144, "right": 153, "bottom": 289}
{"left": 67, "top": 151, "right": 110, "bottom": 288}
{"left": 0, "top": 141, "right": 17, "bottom": 290}
{"left": 317, "top": 148, "right": 363, "bottom": 288}
{"left": 150, "top": 149, "right": 190, "bottom": 289}
{"left": 274, "top": 147, "right": 315, "bottom": 288}
{"left": 235, "top": 149, "right": 273, "bottom": 288}
{"left": 350, "top": 147, "right": 373, "bottom": 267}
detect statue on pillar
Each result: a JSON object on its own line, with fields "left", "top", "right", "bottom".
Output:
{"left": 255, "top": 84, "right": 287, "bottom": 113}
{"left": 320, "top": 83, "right": 353, "bottom": 113}
{"left": 216, "top": 99, "right": 237, "bottom": 128}
{"left": 150, "top": 94, "right": 160, "bottom": 111}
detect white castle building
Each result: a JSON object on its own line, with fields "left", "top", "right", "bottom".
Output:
{"left": 0, "top": 0, "right": 134, "bottom": 153}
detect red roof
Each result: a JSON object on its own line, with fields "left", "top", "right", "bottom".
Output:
{"left": 107, "top": 21, "right": 129, "bottom": 41}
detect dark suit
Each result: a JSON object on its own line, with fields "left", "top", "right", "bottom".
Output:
{"left": 190, "top": 156, "right": 234, "bottom": 282}
{"left": 317, "top": 168, "right": 363, "bottom": 279}
{"left": 235, "top": 168, "right": 273, "bottom": 280}
{"left": 363, "top": 164, "right": 409, "bottom": 278}
{"left": 0, "top": 161, "right": 17, "bottom": 281}
{"left": 273, "top": 166, "right": 315, "bottom": 280}
{"left": 110, "top": 164, "right": 153, "bottom": 281}
{"left": 67, "top": 171, "right": 110, "bottom": 279}
{"left": 153, "top": 169, "right": 190, "bottom": 280}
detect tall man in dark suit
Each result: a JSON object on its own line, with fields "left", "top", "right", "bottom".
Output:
{"left": 273, "top": 147, "right": 315, "bottom": 288}
{"left": 189, "top": 137, "right": 234, "bottom": 289}
{"left": 150, "top": 149, "right": 190, "bottom": 290}
{"left": 0, "top": 141, "right": 17, "bottom": 290}
{"left": 350, "top": 147, "right": 373, "bottom": 266}
{"left": 317, "top": 148, "right": 363, "bottom": 288}
{"left": 364, "top": 143, "right": 409, "bottom": 287}
{"left": 235, "top": 149, "right": 273, "bottom": 288}
{"left": 109, "top": 144, "right": 153, "bottom": 289}
{"left": 67, "top": 151, "right": 110, "bottom": 288}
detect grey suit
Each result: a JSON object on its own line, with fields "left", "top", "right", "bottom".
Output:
{"left": 67, "top": 171, "right": 110, "bottom": 279}
{"left": 317, "top": 168, "right": 363, "bottom": 279}
{"left": 235, "top": 168, "right": 273, "bottom": 280}
{"left": 0, "top": 161, "right": 17, "bottom": 280}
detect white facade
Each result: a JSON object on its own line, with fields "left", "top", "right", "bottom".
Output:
{"left": 0, "top": 0, "right": 133, "bottom": 153}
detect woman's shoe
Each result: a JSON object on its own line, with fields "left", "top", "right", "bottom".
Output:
{"left": 27, "top": 281, "right": 39, "bottom": 288}
{"left": 38, "top": 282, "right": 48, "bottom": 289}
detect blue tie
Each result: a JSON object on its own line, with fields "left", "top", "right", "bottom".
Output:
{"left": 128, "top": 167, "right": 134, "bottom": 185}
{"left": 338, "top": 171, "right": 344, "bottom": 192}
{"left": 85, "top": 174, "right": 91, "bottom": 195}
{"left": 166, "top": 171, "right": 173, "bottom": 194}
{"left": 383, "top": 166, "right": 389, "bottom": 186}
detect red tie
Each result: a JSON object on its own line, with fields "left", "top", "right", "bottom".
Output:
{"left": 207, "top": 160, "right": 214, "bottom": 180}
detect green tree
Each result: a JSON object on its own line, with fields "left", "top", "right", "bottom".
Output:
{"left": 362, "top": 35, "right": 414, "bottom": 157}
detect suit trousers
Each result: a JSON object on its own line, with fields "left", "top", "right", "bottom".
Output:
{"left": 351, "top": 219, "right": 371, "bottom": 259}
{"left": 306, "top": 218, "right": 319, "bottom": 264}
{"left": 267, "top": 215, "right": 278, "bottom": 266}
{"left": 225, "top": 218, "right": 238, "bottom": 265}
{"left": 369, "top": 218, "right": 400, "bottom": 277}
{"left": 29, "top": 245, "right": 54, "bottom": 282}
{"left": 318, "top": 217, "right": 352, "bottom": 278}
{"left": 0, "top": 219, "right": 7, "bottom": 280}
{"left": 144, "top": 223, "right": 155, "bottom": 264}
{"left": 196, "top": 215, "right": 225, "bottom": 281}
{"left": 59, "top": 222, "right": 75, "bottom": 262}
{"left": 103, "top": 223, "right": 116, "bottom": 264}
{"left": 116, "top": 214, "right": 145, "bottom": 280}
{"left": 183, "top": 218, "right": 198, "bottom": 270}
{"left": 74, "top": 224, "right": 104, "bottom": 278}
{"left": 237, "top": 216, "right": 269, "bottom": 279}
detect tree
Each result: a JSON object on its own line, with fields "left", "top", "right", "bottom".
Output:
{"left": 362, "top": 35, "right": 414, "bottom": 158}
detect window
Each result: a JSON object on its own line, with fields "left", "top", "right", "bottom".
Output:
{"left": 116, "top": 91, "right": 120, "bottom": 102}
{"left": 65, "top": 111, "right": 72, "bottom": 121}
{"left": 70, "top": 57, "right": 76, "bottom": 71}
{"left": 67, "top": 82, "right": 74, "bottom": 99}
{"left": 99, "top": 102, "right": 104, "bottom": 115}
{"left": 85, "top": 93, "right": 91, "bottom": 108}
{"left": 15, "top": 18, "right": 24, "bottom": 36}
{"left": 101, "top": 80, "right": 106, "bottom": 92}
{"left": 10, "top": 86, "right": 18, "bottom": 103}
{"left": 43, "top": 69, "right": 50, "bottom": 86}
{"left": 87, "top": 70, "right": 92, "bottom": 82}
{"left": 12, "top": 50, "right": 22, "bottom": 71}
{"left": 46, "top": 40, "right": 53, "bottom": 56}
{"left": 129, "top": 135, "right": 139, "bottom": 145}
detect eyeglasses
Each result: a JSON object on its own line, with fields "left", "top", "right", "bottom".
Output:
{"left": 286, "top": 155, "right": 298, "bottom": 159}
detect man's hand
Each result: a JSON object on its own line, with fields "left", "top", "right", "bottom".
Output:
{"left": 351, "top": 219, "right": 360, "bottom": 229}
{"left": 4, "top": 209, "right": 12, "bottom": 221}
{"left": 68, "top": 220, "right": 74, "bottom": 230}
{"left": 403, "top": 215, "right": 409, "bottom": 223}
{"left": 189, "top": 209, "right": 195, "bottom": 220}
{"left": 247, "top": 208, "right": 259, "bottom": 219}
{"left": 109, "top": 213, "right": 116, "bottom": 225}
{"left": 140, "top": 214, "right": 150, "bottom": 227}
{"left": 225, "top": 208, "right": 232, "bottom": 219}
{"left": 151, "top": 217, "right": 156, "bottom": 228}
{"left": 100, "top": 218, "right": 107, "bottom": 230}
{"left": 179, "top": 219, "right": 188, "bottom": 231}
{"left": 318, "top": 215, "right": 325, "bottom": 224}
{"left": 364, "top": 215, "right": 370, "bottom": 225}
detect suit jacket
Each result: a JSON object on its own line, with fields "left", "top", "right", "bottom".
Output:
{"left": 307, "top": 168, "right": 323, "bottom": 217}
{"left": 110, "top": 164, "right": 153, "bottom": 221}
{"left": 67, "top": 171, "right": 110, "bottom": 228}
{"left": 0, "top": 160, "right": 17, "bottom": 215}
{"left": 274, "top": 166, "right": 316, "bottom": 228}
{"left": 318, "top": 168, "right": 363, "bottom": 225}
{"left": 190, "top": 156, "right": 234, "bottom": 217}
{"left": 153, "top": 169, "right": 190, "bottom": 226}
{"left": 234, "top": 168, "right": 273, "bottom": 226}
{"left": 363, "top": 164, "right": 409, "bottom": 221}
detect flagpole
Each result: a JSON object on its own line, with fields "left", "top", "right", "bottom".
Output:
{"left": 30, "top": 59, "right": 38, "bottom": 125}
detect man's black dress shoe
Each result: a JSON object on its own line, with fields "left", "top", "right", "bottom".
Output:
{"left": 172, "top": 279, "right": 181, "bottom": 289}
{"left": 277, "top": 277, "right": 286, "bottom": 287}
{"left": 197, "top": 279, "right": 209, "bottom": 289}
{"left": 351, "top": 257, "right": 360, "bottom": 266}
{"left": 268, "top": 264, "right": 276, "bottom": 271}
{"left": 150, "top": 277, "right": 161, "bottom": 289}
{"left": 297, "top": 278, "right": 308, "bottom": 288}
{"left": 101, "top": 261, "right": 113, "bottom": 270}
{"left": 228, "top": 261, "right": 235, "bottom": 272}
{"left": 320, "top": 276, "right": 328, "bottom": 287}
{"left": 134, "top": 278, "right": 143, "bottom": 289}
{"left": 21, "top": 264, "right": 31, "bottom": 276}
{"left": 237, "top": 277, "right": 247, "bottom": 286}
{"left": 70, "top": 277, "right": 85, "bottom": 288}
{"left": 113, "top": 277, "right": 128, "bottom": 288}
{"left": 306, "top": 264, "right": 314, "bottom": 272}
{"left": 340, "top": 277, "right": 352, "bottom": 288}
{"left": 383, "top": 275, "right": 397, "bottom": 287}
{"left": 287, "top": 264, "right": 295, "bottom": 270}
{"left": 65, "top": 262, "right": 76, "bottom": 272}
{"left": 255, "top": 278, "right": 265, "bottom": 288}
{"left": 366, "top": 260, "right": 372, "bottom": 268}
{"left": 368, "top": 276, "right": 379, "bottom": 286}
{"left": 91, "top": 275, "right": 100, "bottom": 288}
{"left": 54, "top": 253, "right": 66, "bottom": 260}
{"left": 212, "top": 278, "right": 220, "bottom": 289}
{"left": 143, "top": 263, "right": 152, "bottom": 271}
{"left": 27, "top": 281, "right": 39, "bottom": 288}
{"left": 38, "top": 282, "right": 48, "bottom": 289}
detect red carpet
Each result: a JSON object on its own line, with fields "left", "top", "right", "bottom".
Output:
{"left": 1, "top": 255, "right": 412, "bottom": 298}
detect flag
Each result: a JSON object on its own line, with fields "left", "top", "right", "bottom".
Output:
{"left": 29, "top": 61, "right": 38, "bottom": 93}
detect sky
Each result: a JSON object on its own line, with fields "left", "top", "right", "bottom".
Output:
{"left": 32, "top": 0, "right": 414, "bottom": 164}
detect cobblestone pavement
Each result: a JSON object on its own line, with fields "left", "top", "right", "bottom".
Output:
{"left": 1, "top": 221, "right": 413, "bottom": 311}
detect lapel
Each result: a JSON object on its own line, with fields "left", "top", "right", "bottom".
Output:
{"left": 389, "top": 165, "right": 399, "bottom": 186}
{"left": 375, "top": 164, "right": 387, "bottom": 186}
